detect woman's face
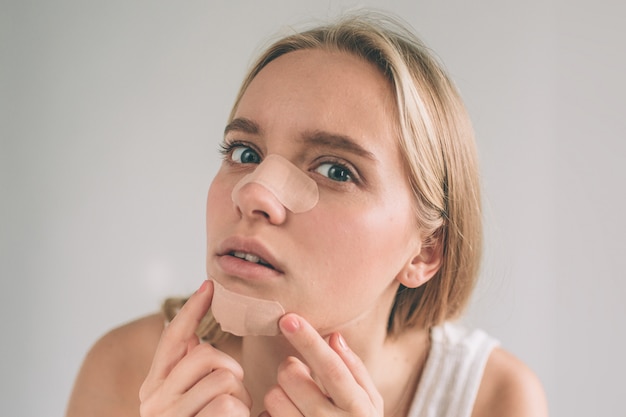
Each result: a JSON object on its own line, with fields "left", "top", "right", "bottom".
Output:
{"left": 206, "top": 49, "right": 422, "bottom": 335}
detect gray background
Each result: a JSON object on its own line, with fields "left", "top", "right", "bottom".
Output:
{"left": 1, "top": 0, "right": 625, "bottom": 416}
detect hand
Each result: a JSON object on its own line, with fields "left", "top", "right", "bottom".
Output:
{"left": 139, "top": 280, "right": 252, "bottom": 416}
{"left": 263, "top": 314, "right": 384, "bottom": 417}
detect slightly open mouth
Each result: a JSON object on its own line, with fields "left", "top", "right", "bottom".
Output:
{"left": 229, "top": 251, "right": 275, "bottom": 270}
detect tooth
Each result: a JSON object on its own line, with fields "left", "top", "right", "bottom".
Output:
{"left": 244, "top": 254, "right": 261, "bottom": 263}
{"left": 233, "top": 251, "right": 246, "bottom": 259}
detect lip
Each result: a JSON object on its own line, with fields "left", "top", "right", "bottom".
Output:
{"left": 216, "top": 236, "right": 284, "bottom": 278}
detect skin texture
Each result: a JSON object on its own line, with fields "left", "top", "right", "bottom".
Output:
{"left": 65, "top": 49, "right": 549, "bottom": 417}
{"left": 206, "top": 49, "right": 428, "bottom": 338}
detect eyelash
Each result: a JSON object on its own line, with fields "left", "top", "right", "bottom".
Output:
{"left": 219, "top": 140, "right": 261, "bottom": 164}
{"left": 219, "top": 140, "right": 242, "bottom": 157}
{"left": 218, "top": 140, "right": 360, "bottom": 184}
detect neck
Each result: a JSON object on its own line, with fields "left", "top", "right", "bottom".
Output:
{"left": 237, "top": 324, "right": 431, "bottom": 417}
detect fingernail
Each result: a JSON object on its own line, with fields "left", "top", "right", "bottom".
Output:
{"left": 197, "top": 280, "right": 209, "bottom": 294}
{"left": 337, "top": 333, "right": 348, "bottom": 351}
{"left": 280, "top": 315, "right": 300, "bottom": 334}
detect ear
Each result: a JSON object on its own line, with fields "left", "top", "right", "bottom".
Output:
{"left": 396, "top": 242, "right": 442, "bottom": 289}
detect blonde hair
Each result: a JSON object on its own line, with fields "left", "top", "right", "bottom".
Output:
{"left": 164, "top": 11, "right": 482, "bottom": 342}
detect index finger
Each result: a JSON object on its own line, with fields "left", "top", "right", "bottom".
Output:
{"left": 149, "top": 280, "right": 214, "bottom": 381}
{"left": 278, "top": 314, "right": 369, "bottom": 410}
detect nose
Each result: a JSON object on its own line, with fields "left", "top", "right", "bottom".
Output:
{"left": 232, "top": 181, "right": 287, "bottom": 225}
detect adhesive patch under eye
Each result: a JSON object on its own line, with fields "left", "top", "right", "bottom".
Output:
{"left": 211, "top": 279, "right": 285, "bottom": 336}
{"left": 231, "top": 154, "right": 319, "bottom": 213}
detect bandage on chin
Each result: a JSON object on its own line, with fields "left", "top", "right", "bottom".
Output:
{"left": 231, "top": 154, "right": 319, "bottom": 213}
{"left": 211, "top": 279, "right": 285, "bottom": 336}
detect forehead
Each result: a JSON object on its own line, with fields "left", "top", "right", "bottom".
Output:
{"left": 232, "top": 49, "right": 399, "bottom": 153}
{"left": 252, "top": 48, "right": 391, "bottom": 91}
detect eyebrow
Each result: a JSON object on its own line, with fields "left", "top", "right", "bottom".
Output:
{"left": 224, "top": 117, "right": 261, "bottom": 136}
{"left": 224, "top": 117, "right": 376, "bottom": 161}
{"left": 303, "top": 131, "right": 377, "bottom": 161}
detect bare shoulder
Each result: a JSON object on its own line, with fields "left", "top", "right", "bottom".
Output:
{"left": 473, "top": 347, "right": 549, "bottom": 417}
{"left": 65, "top": 313, "right": 165, "bottom": 417}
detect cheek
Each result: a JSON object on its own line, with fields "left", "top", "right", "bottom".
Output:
{"left": 300, "top": 198, "right": 416, "bottom": 283}
{"left": 289, "top": 201, "right": 414, "bottom": 330}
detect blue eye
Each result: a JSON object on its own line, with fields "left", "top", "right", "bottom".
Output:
{"left": 231, "top": 146, "right": 261, "bottom": 164}
{"left": 315, "top": 163, "right": 353, "bottom": 182}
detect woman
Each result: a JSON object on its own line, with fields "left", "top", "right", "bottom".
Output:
{"left": 66, "top": 12, "right": 548, "bottom": 417}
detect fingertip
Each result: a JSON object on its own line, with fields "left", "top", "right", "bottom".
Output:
{"left": 329, "top": 333, "right": 359, "bottom": 368}
{"left": 195, "top": 279, "right": 215, "bottom": 304}
{"left": 196, "top": 279, "right": 210, "bottom": 294}
{"left": 334, "top": 332, "right": 349, "bottom": 351}
{"left": 174, "top": 279, "right": 213, "bottom": 322}
{"left": 279, "top": 313, "right": 300, "bottom": 334}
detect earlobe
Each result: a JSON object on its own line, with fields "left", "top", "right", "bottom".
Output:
{"left": 397, "top": 244, "right": 442, "bottom": 289}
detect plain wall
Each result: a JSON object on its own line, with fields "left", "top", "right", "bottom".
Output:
{"left": 1, "top": 0, "right": 624, "bottom": 416}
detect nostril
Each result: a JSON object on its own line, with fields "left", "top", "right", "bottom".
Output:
{"left": 253, "top": 209, "right": 271, "bottom": 219}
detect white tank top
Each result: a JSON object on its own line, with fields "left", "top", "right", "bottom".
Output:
{"left": 407, "top": 322, "right": 499, "bottom": 417}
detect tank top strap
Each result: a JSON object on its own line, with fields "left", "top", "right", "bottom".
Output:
{"left": 407, "top": 322, "right": 499, "bottom": 417}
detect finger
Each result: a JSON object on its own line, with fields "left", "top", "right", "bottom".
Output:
{"left": 163, "top": 342, "right": 245, "bottom": 396}
{"left": 273, "top": 356, "right": 332, "bottom": 416}
{"left": 141, "top": 280, "right": 213, "bottom": 398}
{"left": 176, "top": 368, "right": 252, "bottom": 415}
{"left": 328, "top": 332, "right": 383, "bottom": 410}
{"left": 195, "top": 394, "right": 251, "bottom": 417}
{"left": 279, "top": 314, "right": 369, "bottom": 411}
{"left": 264, "top": 383, "right": 305, "bottom": 417}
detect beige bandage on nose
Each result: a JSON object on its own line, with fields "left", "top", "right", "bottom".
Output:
{"left": 211, "top": 279, "right": 285, "bottom": 336}
{"left": 231, "top": 154, "right": 319, "bottom": 213}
